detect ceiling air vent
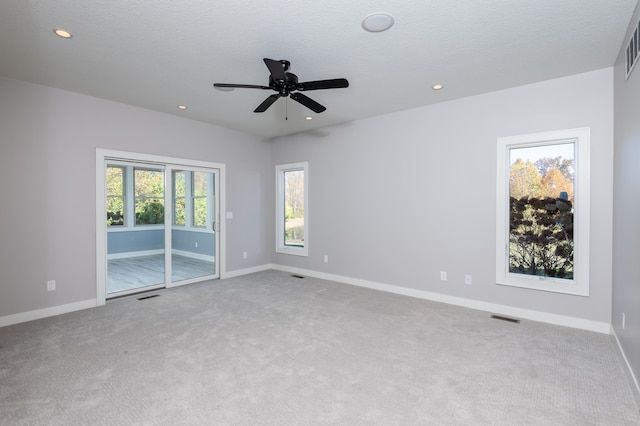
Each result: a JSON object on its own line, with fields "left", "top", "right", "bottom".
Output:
{"left": 626, "top": 18, "right": 640, "bottom": 78}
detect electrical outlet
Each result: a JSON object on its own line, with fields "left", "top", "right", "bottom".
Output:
{"left": 47, "top": 280, "right": 56, "bottom": 291}
{"left": 243, "top": 251, "right": 247, "bottom": 259}
{"left": 622, "top": 312, "right": 626, "bottom": 329}
{"left": 440, "top": 271, "right": 447, "bottom": 281}
{"left": 324, "top": 255, "right": 329, "bottom": 263}
{"left": 465, "top": 275, "right": 472, "bottom": 285}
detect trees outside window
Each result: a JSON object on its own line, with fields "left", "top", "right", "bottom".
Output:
{"left": 172, "top": 170, "right": 186, "bottom": 225}
{"left": 106, "top": 166, "right": 125, "bottom": 226}
{"left": 508, "top": 146, "right": 574, "bottom": 279}
{"left": 192, "top": 171, "right": 208, "bottom": 228}
{"left": 134, "top": 168, "right": 165, "bottom": 225}
{"left": 276, "top": 162, "right": 308, "bottom": 256}
{"left": 496, "top": 128, "right": 590, "bottom": 296}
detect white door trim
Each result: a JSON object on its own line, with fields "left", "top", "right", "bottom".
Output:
{"left": 96, "top": 148, "right": 226, "bottom": 306}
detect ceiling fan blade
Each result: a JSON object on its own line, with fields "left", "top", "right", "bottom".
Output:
{"left": 296, "top": 78, "right": 349, "bottom": 91}
{"left": 263, "top": 58, "right": 288, "bottom": 82}
{"left": 213, "top": 83, "right": 271, "bottom": 90}
{"left": 290, "top": 92, "right": 326, "bottom": 113}
{"left": 254, "top": 94, "right": 281, "bottom": 113}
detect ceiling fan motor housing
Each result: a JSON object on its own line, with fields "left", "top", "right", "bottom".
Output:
{"left": 270, "top": 73, "right": 298, "bottom": 96}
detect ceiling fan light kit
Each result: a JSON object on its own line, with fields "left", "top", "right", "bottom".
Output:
{"left": 213, "top": 58, "right": 349, "bottom": 114}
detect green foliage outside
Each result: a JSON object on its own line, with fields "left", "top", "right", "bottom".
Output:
{"left": 107, "top": 198, "right": 124, "bottom": 226}
{"left": 107, "top": 167, "right": 213, "bottom": 228}
{"left": 509, "top": 155, "right": 574, "bottom": 279}
{"left": 173, "top": 171, "right": 186, "bottom": 225}
{"left": 284, "top": 170, "right": 304, "bottom": 246}
{"left": 106, "top": 166, "right": 125, "bottom": 226}
{"left": 509, "top": 196, "right": 573, "bottom": 278}
{"left": 106, "top": 166, "right": 166, "bottom": 226}
{"left": 135, "top": 200, "right": 165, "bottom": 225}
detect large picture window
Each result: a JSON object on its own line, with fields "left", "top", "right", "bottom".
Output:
{"left": 276, "top": 162, "right": 308, "bottom": 256}
{"left": 496, "top": 128, "right": 590, "bottom": 296}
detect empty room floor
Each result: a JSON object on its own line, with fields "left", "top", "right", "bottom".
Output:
{"left": 1, "top": 270, "right": 638, "bottom": 424}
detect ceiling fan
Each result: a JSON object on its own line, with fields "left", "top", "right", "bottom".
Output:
{"left": 213, "top": 58, "right": 349, "bottom": 114}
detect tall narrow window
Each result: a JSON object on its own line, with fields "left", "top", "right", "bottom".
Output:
{"left": 106, "top": 166, "right": 125, "bottom": 226}
{"left": 276, "top": 162, "right": 308, "bottom": 256}
{"left": 134, "top": 167, "right": 165, "bottom": 225}
{"left": 172, "top": 170, "right": 186, "bottom": 226}
{"left": 192, "top": 171, "right": 208, "bottom": 228}
{"left": 496, "top": 128, "right": 590, "bottom": 296}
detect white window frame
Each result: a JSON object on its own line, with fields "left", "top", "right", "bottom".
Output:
{"left": 496, "top": 128, "right": 590, "bottom": 296}
{"left": 276, "top": 162, "right": 309, "bottom": 257}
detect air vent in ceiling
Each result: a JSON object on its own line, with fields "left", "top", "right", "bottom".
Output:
{"left": 625, "top": 18, "right": 640, "bottom": 78}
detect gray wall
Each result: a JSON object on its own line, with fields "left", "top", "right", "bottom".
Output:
{"left": 271, "top": 68, "right": 614, "bottom": 324}
{"left": 0, "top": 76, "right": 272, "bottom": 317}
{"left": 107, "top": 229, "right": 215, "bottom": 257}
{"left": 171, "top": 229, "right": 215, "bottom": 257}
{"left": 613, "top": 4, "right": 640, "bottom": 396}
{"left": 107, "top": 229, "right": 164, "bottom": 254}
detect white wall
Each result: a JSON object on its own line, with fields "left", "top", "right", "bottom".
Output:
{"left": 613, "top": 4, "right": 640, "bottom": 396}
{"left": 0, "top": 76, "right": 272, "bottom": 318}
{"left": 271, "top": 68, "right": 614, "bottom": 325}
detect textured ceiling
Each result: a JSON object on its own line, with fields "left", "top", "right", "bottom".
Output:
{"left": 0, "top": 1, "right": 637, "bottom": 139}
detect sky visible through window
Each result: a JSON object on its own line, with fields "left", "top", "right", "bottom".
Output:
{"left": 509, "top": 141, "right": 575, "bottom": 164}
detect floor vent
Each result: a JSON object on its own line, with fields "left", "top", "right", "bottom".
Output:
{"left": 626, "top": 18, "right": 640, "bottom": 78}
{"left": 137, "top": 294, "right": 160, "bottom": 300}
{"left": 491, "top": 314, "right": 520, "bottom": 324}
{"left": 291, "top": 274, "right": 305, "bottom": 279}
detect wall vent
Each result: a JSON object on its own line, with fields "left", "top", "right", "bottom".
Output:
{"left": 625, "top": 18, "right": 640, "bottom": 78}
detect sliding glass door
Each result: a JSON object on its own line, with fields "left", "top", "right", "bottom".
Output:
{"left": 169, "top": 167, "right": 218, "bottom": 284}
{"left": 104, "top": 159, "right": 219, "bottom": 299}
{"left": 106, "top": 163, "right": 167, "bottom": 295}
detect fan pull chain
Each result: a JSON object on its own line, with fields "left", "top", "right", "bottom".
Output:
{"left": 285, "top": 97, "right": 288, "bottom": 120}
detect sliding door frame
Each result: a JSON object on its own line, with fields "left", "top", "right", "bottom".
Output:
{"left": 96, "top": 148, "right": 226, "bottom": 306}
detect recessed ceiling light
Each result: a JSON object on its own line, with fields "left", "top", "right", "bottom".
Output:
{"left": 305, "top": 116, "right": 313, "bottom": 120}
{"left": 177, "top": 105, "right": 188, "bottom": 110}
{"left": 432, "top": 84, "right": 444, "bottom": 90}
{"left": 362, "top": 13, "right": 394, "bottom": 33}
{"left": 53, "top": 28, "right": 73, "bottom": 39}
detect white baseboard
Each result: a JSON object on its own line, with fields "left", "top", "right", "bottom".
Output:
{"left": 271, "top": 264, "right": 611, "bottom": 334}
{"left": 223, "top": 264, "right": 272, "bottom": 279}
{"left": 108, "top": 249, "right": 214, "bottom": 262}
{"left": 0, "top": 299, "right": 97, "bottom": 328}
{"left": 0, "top": 264, "right": 611, "bottom": 336}
{"left": 171, "top": 249, "right": 215, "bottom": 262}
{"left": 107, "top": 249, "right": 164, "bottom": 260}
{"left": 612, "top": 328, "right": 640, "bottom": 406}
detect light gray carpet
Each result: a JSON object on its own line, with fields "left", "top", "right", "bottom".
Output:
{"left": 1, "top": 270, "right": 638, "bottom": 425}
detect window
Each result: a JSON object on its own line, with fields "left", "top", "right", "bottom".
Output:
{"left": 276, "top": 162, "right": 308, "bottom": 256}
{"left": 496, "top": 128, "right": 590, "bottom": 296}
{"left": 172, "top": 170, "right": 186, "bottom": 226}
{"left": 134, "top": 168, "right": 165, "bottom": 225}
{"left": 192, "top": 171, "right": 208, "bottom": 228}
{"left": 106, "top": 166, "right": 125, "bottom": 226}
